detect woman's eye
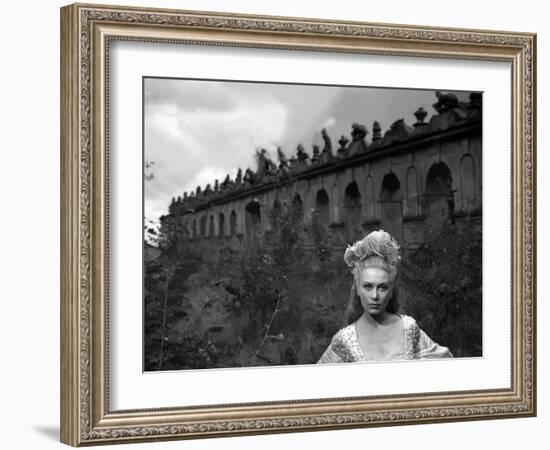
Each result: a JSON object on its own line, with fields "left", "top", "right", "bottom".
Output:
{"left": 379, "top": 286, "right": 388, "bottom": 291}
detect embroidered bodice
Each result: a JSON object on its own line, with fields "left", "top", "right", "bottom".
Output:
{"left": 317, "top": 314, "right": 452, "bottom": 364}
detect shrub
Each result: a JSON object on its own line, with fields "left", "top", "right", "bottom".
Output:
{"left": 400, "top": 219, "right": 482, "bottom": 357}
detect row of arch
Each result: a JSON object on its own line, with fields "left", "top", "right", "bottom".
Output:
{"left": 186, "top": 156, "right": 478, "bottom": 241}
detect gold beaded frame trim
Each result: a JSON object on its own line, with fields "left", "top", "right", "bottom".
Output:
{"left": 60, "top": 3, "right": 536, "bottom": 446}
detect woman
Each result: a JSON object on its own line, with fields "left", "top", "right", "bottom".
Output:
{"left": 318, "top": 230, "right": 452, "bottom": 364}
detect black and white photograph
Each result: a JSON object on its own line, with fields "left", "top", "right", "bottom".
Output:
{"left": 143, "top": 78, "right": 483, "bottom": 371}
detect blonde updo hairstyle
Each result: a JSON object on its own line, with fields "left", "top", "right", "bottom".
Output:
{"left": 343, "top": 230, "right": 401, "bottom": 324}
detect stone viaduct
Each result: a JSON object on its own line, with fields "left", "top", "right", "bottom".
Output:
{"left": 160, "top": 91, "right": 482, "bottom": 250}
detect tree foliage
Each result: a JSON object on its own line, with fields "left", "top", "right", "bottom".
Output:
{"left": 144, "top": 205, "right": 482, "bottom": 370}
{"left": 400, "top": 219, "right": 482, "bottom": 357}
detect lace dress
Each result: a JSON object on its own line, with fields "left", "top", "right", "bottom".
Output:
{"left": 317, "top": 315, "right": 453, "bottom": 364}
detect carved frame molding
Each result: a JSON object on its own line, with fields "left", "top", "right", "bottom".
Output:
{"left": 61, "top": 3, "right": 536, "bottom": 446}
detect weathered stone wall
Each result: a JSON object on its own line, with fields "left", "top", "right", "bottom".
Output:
{"left": 160, "top": 92, "right": 482, "bottom": 250}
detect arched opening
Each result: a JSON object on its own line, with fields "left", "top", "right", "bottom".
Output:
{"left": 380, "top": 173, "right": 401, "bottom": 200}
{"left": 268, "top": 199, "right": 282, "bottom": 231}
{"left": 365, "top": 176, "right": 376, "bottom": 220}
{"left": 199, "top": 216, "right": 207, "bottom": 237}
{"left": 245, "top": 201, "right": 262, "bottom": 240}
{"left": 406, "top": 167, "right": 420, "bottom": 216}
{"left": 344, "top": 181, "right": 362, "bottom": 241}
{"left": 209, "top": 215, "right": 215, "bottom": 238}
{"left": 291, "top": 193, "right": 304, "bottom": 221}
{"left": 425, "top": 162, "right": 454, "bottom": 221}
{"left": 218, "top": 213, "right": 225, "bottom": 238}
{"left": 230, "top": 210, "right": 237, "bottom": 236}
{"left": 460, "top": 155, "right": 476, "bottom": 211}
{"left": 185, "top": 221, "right": 192, "bottom": 241}
{"left": 379, "top": 173, "right": 403, "bottom": 240}
{"left": 315, "top": 189, "right": 330, "bottom": 226}
{"left": 331, "top": 184, "right": 340, "bottom": 223}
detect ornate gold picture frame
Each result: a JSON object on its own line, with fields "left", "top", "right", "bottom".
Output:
{"left": 60, "top": 3, "right": 536, "bottom": 446}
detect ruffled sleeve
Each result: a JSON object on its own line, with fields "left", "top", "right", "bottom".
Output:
{"left": 317, "top": 327, "right": 354, "bottom": 364}
{"left": 403, "top": 315, "right": 453, "bottom": 359}
{"left": 317, "top": 344, "right": 344, "bottom": 364}
{"left": 416, "top": 328, "right": 453, "bottom": 358}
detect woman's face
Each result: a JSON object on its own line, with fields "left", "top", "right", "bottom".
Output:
{"left": 355, "top": 266, "right": 394, "bottom": 317}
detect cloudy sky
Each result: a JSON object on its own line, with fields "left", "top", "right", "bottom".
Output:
{"left": 144, "top": 78, "right": 470, "bottom": 223}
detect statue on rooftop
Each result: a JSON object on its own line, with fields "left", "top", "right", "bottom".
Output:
{"left": 351, "top": 123, "right": 368, "bottom": 142}
{"left": 277, "top": 147, "right": 289, "bottom": 172}
{"left": 390, "top": 118, "right": 407, "bottom": 132}
{"left": 256, "top": 148, "right": 277, "bottom": 175}
{"left": 221, "top": 174, "right": 231, "bottom": 190}
{"left": 235, "top": 168, "right": 243, "bottom": 185}
{"left": 337, "top": 135, "right": 349, "bottom": 156}
{"left": 244, "top": 168, "right": 258, "bottom": 185}
{"left": 433, "top": 91, "right": 459, "bottom": 114}
{"left": 372, "top": 121, "right": 382, "bottom": 142}
{"left": 311, "top": 144, "right": 320, "bottom": 164}
{"left": 468, "top": 92, "right": 482, "bottom": 109}
{"left": 413, "top": 107, "right": 428, "bottom": 127}
{"left": 296, "top": 144, "right": 309, "bottom": 162}
{"left": 321, "top": 128, "right": 333, "bottom": 153}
